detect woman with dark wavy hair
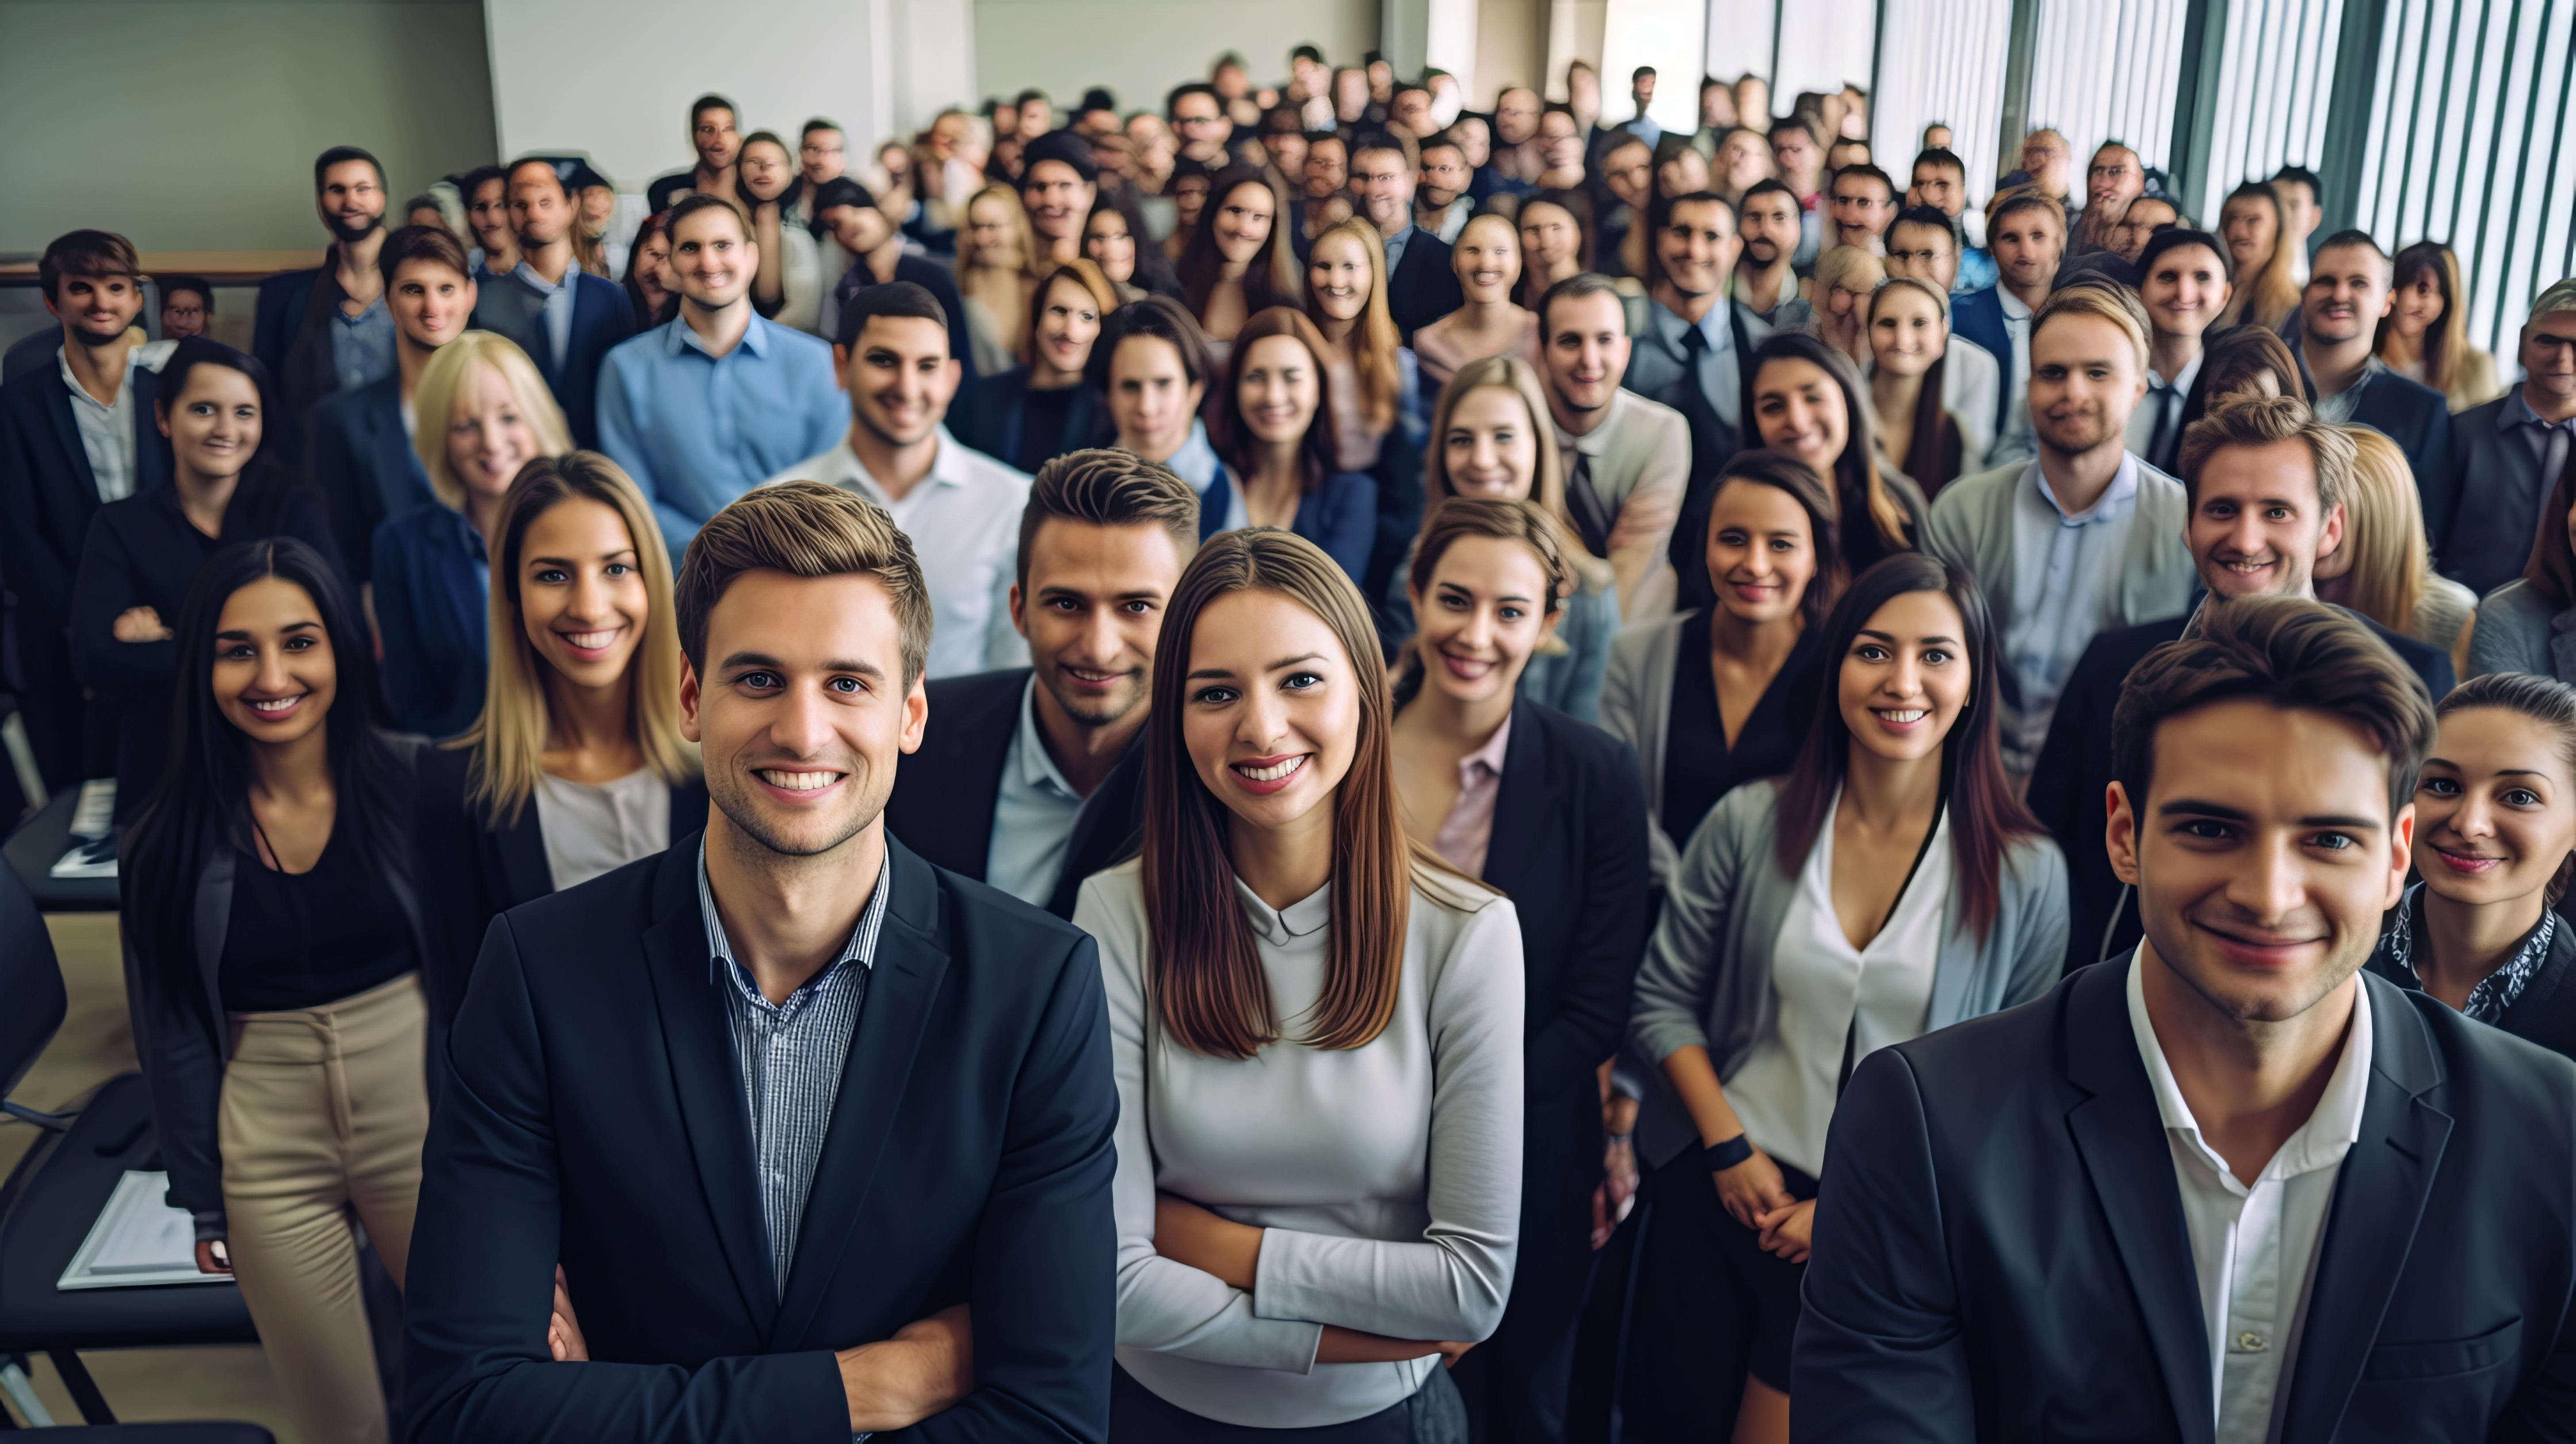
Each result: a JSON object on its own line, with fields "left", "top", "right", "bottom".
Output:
{"left": 1745, "top": 330, "right": 1928, "bottom": 580}
{"left": 1612, "top": 553, "right": 2065, "bottom": 1444}
{"left": 1175, "top": 165, "right": 1301, "bottom": 345}
{"left": 1074, "top": 526, "right": 1525, "bottom": 1440}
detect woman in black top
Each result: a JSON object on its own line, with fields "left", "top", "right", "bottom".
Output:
{"left": 1600, "top": 450, "right": 1845, "bottom": 884}
{"left": 1744, "top": 332, "right": 1927, "bottom": 581}
{"left": 2370, "top": 672, "right": 2576, "bottom": 1059}
{"left": 70, "top": 338, "right": 344, "bottom": 822}
{"left": 121, "top": 537, "right": 426, "bottom": 1444}
{"left": 964, "top": 260, "right": 1119, "bottom": 473}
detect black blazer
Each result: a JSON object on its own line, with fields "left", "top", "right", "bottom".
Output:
{"left": 2369, "top": 900, "right": 2576, "bottom": 1064}
{"left": 402, "top": 834, "right": 1117, "bottom": 1444}
{"left": 467, "top": 267, "right": 639, "bottom": 449}
{"left": 305, "top": 372, "right": 431, "bottom": 587}
{"left": 1478, "top": 704, "right": 1652, "bottom": 1357}
{"left": 0, "top": 353, "right": 172, "bottom": 627}
{"left": 2289, "top": 342, "right": 2457, "bottom": 549}
{"left": 2027, "top": 609, "right": 2456, "bottom": 972}
{"left": 1795, "top": 959, "right": 2576, "bottom": 1442}
{"left": 410, "top": 741, "right": 709, "bottom": 1030}
{"left": 959, "top": 367, "right": 1114, "bottom": 474}
{"left": 2438, "top": 394, "right": 2545, "bottom": 596}
{"left": 879, "top": 667, "right": 1146, "bottom": 920}
{"left": 1386, "top": 227, "right": 1466, "bottom": 342}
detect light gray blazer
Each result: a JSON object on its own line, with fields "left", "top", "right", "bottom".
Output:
{"left": 1921, "top": 455, "right": 2198, "bottom": 633}
{"left": 1623, "top": 777, "right": 2069, "bottom": 1167}
{"left": 2466, "top": 579, "right": 2576, "bottom": 683}
{"left": 1598, "top": 613, "right": 1689, "bottom": 884}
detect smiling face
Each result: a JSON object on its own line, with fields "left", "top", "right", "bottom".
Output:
{"left": 1869, "top": 285, "right": 1945, "bottom": 379}
{"left": 1752, "top": 355, "right": 1849, "bottom": 478}
{"left": 1108, "top": 334, "right": 1203, "bottom": 463}
{"left": 1410, "top": 534, "right": 1554, "bottom": 707}
{"left": 211, "top": 576, "right": 336, "bottom": 745}
{"left": 316, "top": 158, "right": 385, "bottom": 245}
{"left": 1738, "top": 190, "right": 1801, "bottom": 269}
{"left": 2028, "top": 311, "right": 2146, "bottom": 458}
{"left": 2415, "top": 706, "right": 2576, "bottom": 909}
{"left": 160, "top": 363, "right": 262, "bottom": 484}
{"left": 1883, "top": 219, "right": 1957, "bottom": 292}
{"left": 670, "top": 205, "right": 754, "bottom": 309}
{"left": 1306, "top": 228, "right": 1373, "bottom": 323}
{"left": 2391, "top": 266, "right": 2444, "bottom": 341}
{"left": 1541, "top": 288, "right": 1631, "bottom": 415}
{"left": 1083, "top": 208, "right": 1136, "bottom": 282}
{"left": 445, "top": 366, "right": 542, "bottom": 505}
{"left": 1016, "top": 518, "right": 1183, "bottom": 729}
{"left": 1829, "top": 172, "right": 1894, "bottom": 248}
{"left": 2301, "top": 243, "right": 2393, "bottom": 346}
{"left": 1451, "top": 215, "right": 1520, "bottom": 304}
{"left": 1657, "top": 198, "right": 1739, "bottom": 300}
{"left": 839, "top": 314, "right": 958, "bottom": 448}
{"left": 1211, "top": 181, "right": 1276, "bottom": 264}
{"left": 49, "top": 270, "right": 143, "bottom": 347}
{"left": 1182, "top": 587, "right": 1361, "bottom": 834}
{"left": 1235, "top": 332, "right": 1320, "bottom": 445}
{"left": 1031, "top": 275, "right": 1103, "bottom": 377}
{"left": 2087, "top": 146, "right": 2143, "bottom": 211}
{"left": 2110, "top": 698, "right": 2410, "bottom": 1023}
{"left": 1706, "top": 478, "right": 1817, "bottom": 627}
{"left": 633, "top": 230, "right": 673, "bottom": 306}
{"left": 801, "top": 126, "right": 845, "bottom": 184}
{"left": 1990, "top": 204, "right": 2064, "bottom": 292}
{"left": 1441, "top": 384, "right": 1539, "bottom": 499}
{"left": 389, "top": 257, "right": 475, "bottom": 351}
{"left": 2525, "top": 309, "right": 2576, "bottom": 414}
{"left": 2189, "top": 439, "right": 2342, "bottom": 600}
{"left": 739, "top": 139, "right": 794, "bottom": 204}
{"left": 1839, "top": 588, "right": 1970, "bottom": 765}
{"left": 1023, "top": 160, "right": 1095, "bottom": 245}
{"left": 1350, "top": 146, "right": 1413, "bottom": 234}
{"left": 693, "top": 105, "right": 740, "bottom": 172}
{"left": 517, "top": 496, "right": 647, "bottom": 690}
{"left": 1519, "top": 200, "right": 1580, "bottom": 273}
{"left": 2141, "top": 241, "right": 2232, "bottom": 343}
{"left": 682, "top": 568, "right": 926, "bottom": 860}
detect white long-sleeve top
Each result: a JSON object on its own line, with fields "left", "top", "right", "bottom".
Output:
{"left": 1074, "top": 859, "right": 1526, "bottom": 1428}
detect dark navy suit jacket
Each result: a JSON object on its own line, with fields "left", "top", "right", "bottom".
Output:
{"left": 371, "top": 501, "right": 489, "bottom": 739}
{"left": 1948, "top": 286, "right": 2016, "bottom": 438}
{"left": 2305, "top": 356, "right": 2456, "bottom": 553}
{"left": 1796, "top": 959, "right": 2576, "bottom": 1443}
{"left": 470, "top": 268, "right": 639, "bottom": 449}
{"left": 2435, "top": 393, "right": 2534, "bottom": 593}
{"left": 305, "top": 373, "right": 431, "bottom": 586}
{"left": 251, "top": 267, "right": 322, "bottom": 385}
{"left": 958, "top": 368, "right": 1113, "bottom": 474}
{"left": 402, "top": 833, "right": 1116, "bottom": 1444}
{"left": 1200, "top": 467, "right": 1379, "bottom": 584}
{"left": 1386, "top": 227, "right": 1465, "bottom": 342}
{"left": 0, "top": 352, "right": 171, "bottom": 627}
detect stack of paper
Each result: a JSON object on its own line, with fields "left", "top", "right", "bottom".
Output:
{"left": 57, "top": 1171, "right": 234, "bottom": 1290}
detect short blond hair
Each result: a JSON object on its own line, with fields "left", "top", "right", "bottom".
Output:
{"left": 676, "top": 480, "right": 934, "bottom": 686}
{"left": 411, "top": 331, "right": 572, "bottom": 513}
{"left": 2178, "top": 393, "right": 2353, "bottom": 513}
{"left": 2033, "top": 279, "right": 2150, "bottom": 373}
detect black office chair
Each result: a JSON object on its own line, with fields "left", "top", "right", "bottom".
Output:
{"left": 0, "top": 864, "right": 263, "bottom": 1429}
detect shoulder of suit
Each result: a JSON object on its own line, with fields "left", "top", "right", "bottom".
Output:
{"left": 1931, "top": 460, "right": 2026, "bottom": 512}
{"left": 1610, "top": 386, "right": 1689, "bottom": 434}
{"left": 924, "top": 665, "right": 1032, "bottom": 711}
{"left": 919, "top": 856, "right": 1092, "bottom": 952}
{"left": 2384, "top": 975, "right": 2576, "bottom": 1111}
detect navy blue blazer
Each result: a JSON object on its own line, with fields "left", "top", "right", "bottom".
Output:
{"left": 1386, "top": 228, "right": 1465, "bottom": 343}
{"left": 402, "top": 833, "right": 1116, "bottom": 1444}
{"left": 1948, "top": 286, "right": 2016, "bottom": 437}
{"left": 2439, "top": 394, "right": 2550, "bottom": 595}
{"left": 251, "top": 267, "right": 322, "bottom": 385}
{"left": 306, "top": 373, "right": 431, "bottom": 586}
{"left": 372, "top": 502, "right": 489, "bottom": 740}
{"left": 958, "top": 368, "right": 1113, "bottom": 475}
{"left": 2300, "top": 355, "right": 2456, "bottom": 551}
{"left": 0, "top": 353, "right": 171, "bottom": 627}
{"left": 1796, "top": 958, "right": 2576, "bottom": 1443}
{"left": 1201, "top": 467, "right": 1379, "bottom": 583}
{"left": 469, "top": 269, "right": 639, "bottom": 450}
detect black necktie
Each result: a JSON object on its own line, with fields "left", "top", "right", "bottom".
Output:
{"left": 1562, "top": 450, "right": 1616, "bottom": 559}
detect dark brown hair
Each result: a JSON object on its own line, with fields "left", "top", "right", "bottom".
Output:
{"left": 2435, "top": 671, "right": 2576, "bottom": 903}
{"left": 665, "top": 191, "right": 749, "bottom": 244}
{"left": 674, "top": 479, "right": 933, "bottom": 686}
{"left": 38, "top": 229, "right": 140, "bottom": 301}
{"left": 1394, "top": 497, "right": 1574, "bottom": 709}
{"left": 1773, "top": 553, "right": 2039, "bottom": 941}
{"left": 1142, "top": 529, "right": 1482, "bottom": 1058}
{"left": 377, "top": 223, "right": 471, "bottom": 288}
{"left": 1015, "top": 448, "right": 1201, "bottom": 591}
{"left": 2112, "top": 596, "right": 2436, "bottom": 832}
{"left": 2179, "top": 323, "right": 2314, "bottom": 438}
{"left": 1704, "top": 449, "right": 1845, "bottom": 628}
{"left": 1866, "top": 277, "right": 1961, "bottom": 494}
{"left": 1746, "top": 331, "right": 1916, "bottom": 562}
{"left": 1176, "top": 166, "right": 1301, "bottom": 324}
{"left": 1213, "top": 307, "right": 1343, "bottom": 496}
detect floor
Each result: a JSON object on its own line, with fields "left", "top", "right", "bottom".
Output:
{"left": 3, "top": 912, "right": 301, "bottom": 1438}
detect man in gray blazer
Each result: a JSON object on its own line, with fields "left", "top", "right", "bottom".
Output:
{"left": 2442, "top": 277, "right": 2576, "bottom": 597}
{"left": 1925, "top": 282, "right": 2195, "bottom": 776}
{"left": 1540, "top": 273, "right": 1691, "bottom": 621}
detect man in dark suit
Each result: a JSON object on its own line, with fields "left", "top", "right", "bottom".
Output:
{"left": 2294, "top": 231, "right": 2456, "bottom": 542}
{"left": 883, "top": 449, "right": 1195, "bottom": 919}
{"left": 403, "top": 480, "right": 1116, "bottom": 1444}
{"left": 252, "top": 146, "right": 395, "bottom": 464}
{"left": 467, "top": 157, "right": 637, "bottom": 449}
{"left": 1946, "top": 188, "right": 2064, "bottom": 466}
{"left": 1352, "top": 131, "right": 1463, "bottom": 342}
{"left": 2028, "top": 395, "right": 2456, "bottom": 972}
{"left": 815, "top": 178, "right": 981, "bottom": 415}
{"left": 304, "top": 224, "right": 468, "bottom": 588}
{"left": 644, "top": 94, "right": 744, "bottom": 215}
{"left": 1798, "top": 598, "right": 2576, "bottom": 1441}
{"left": 2436, "top": 279, "right": 2576, "bottom": 595}
{"left": 0, "top": 230, "right": 170, "bottom": 791}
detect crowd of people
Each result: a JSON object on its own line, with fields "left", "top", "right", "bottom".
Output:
{"left": 3, "top": 37, "right": 2575, "bottom": 1444}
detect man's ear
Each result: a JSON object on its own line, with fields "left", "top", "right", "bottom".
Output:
{"left": 2105, "top": 780, "right": 2143, "bottom": 887}
{"left": 1007, "top": 582, "right": 1027, "bottom": 640}
{"left": 900, "top": 673, "right": 929, "bottom": 756}
{"left": 2386, "top": 801, "right": 2416, "bottom": 910}
{"left": 678, "top": 656, "right": 703, "bottom": 744}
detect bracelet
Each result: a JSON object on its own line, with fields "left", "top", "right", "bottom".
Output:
{"left": 1703, "top": 1133, "right": 1756, "bottom": 1173}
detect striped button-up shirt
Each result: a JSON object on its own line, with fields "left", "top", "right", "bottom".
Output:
{"left": 697, "top": 843, "right": 890, "bottom": 1294}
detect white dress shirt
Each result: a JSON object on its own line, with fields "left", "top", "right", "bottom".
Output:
{"left": 1999, "top": 455, "right": 2145, "bottom": 772}
{"left": 768, "top": 426, "right": 1032, "bottom": 679}
{"left": 510, "top": 261, "right": 579, "bottom": 373}
{"left": 533, "top": 767, "right": 670, "bottom": 891}
{"left": 1076, "top": 861, "right": 1525, "bottom": 1428}
{"left": 983, "top": 676, "right": 1085, "bottom": 906}
{"left": 2125, "top": 957, "right": 2373, "bottom": 1444}
{"left": 59, "top": 344, "right": 143, "bottom": 504}
{"left": 1723, "top": 802, "right": 1952, "bottom": 1179}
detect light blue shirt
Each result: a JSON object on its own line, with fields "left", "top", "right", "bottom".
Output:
{"left": 510, "top": 261, "right": 579, "bottom": 373}
{"left": 595, "top": 312, "right": 847, "bottom": 548}
{"left": 1382, "top": 223, "right": 1417, "bottom": 278}
{"left": 1150, "top": 419, "right": 1247, "bottom": 532}
{"left": 327, "top": 292, "right": 395, "bottom": 393}
{"left": 1644, "top": 297, "right": 1742, "bottom": 430}
{"left": 985, "top": 677, "right": 1088, "bottom": 907}
{"left": 2001, "top": 453, "right": 2143, "bottom": 770}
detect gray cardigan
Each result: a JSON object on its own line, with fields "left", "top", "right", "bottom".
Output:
{"left": 1624, "top": 777, "right": 2070, "bottom": 1167}
{"left": 2465, "top": 578, "right": 2576, "bottom": 682}
{"left": 1598, "top": 613, "right": 1690, "bottom": 884}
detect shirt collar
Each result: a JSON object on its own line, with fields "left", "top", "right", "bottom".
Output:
{"left": 2000, "top": 288, "right": 2034, "bottom": 321}
{"left": 2126, "top": 951, "right": 2373, "bottom": 1187}
{"left": 332, "top": 292, "right": 387, "bottom": 327}
{"left": 1158, "top": 418, "right": 1221, "bottom": 491}
{"left": 1554, "top": 389, "right": 1630, "bottom": 457}
{"left": 812, "top": 426, "right": 968, "bottom": 501}
{"left": 1012, "top": 675, "right": 1082, "bottom": 802}
{"left": 57, "top": 343, "right": 136, "bottom": 409}
{"left": 2150, "top": 350, "right": 2205, "bottom": 393}
{"left": 2030, "top": 452, "right": 2140, "bottom": 523}
{"left": 1234, "top": 876, "right": 1333, "bottom": 943}
{"left": 511, "top": 261, "right": 574, "bottom": 297}
{"left": 1457, "top": 713, "right": 1513, "bottom": 788}
{"left": 2502, "top": 387, "right": 2576, "bottom": 433}
{"left": 696, "top": 838, "right": 887, "bottom": 1000}
{"left": 1650, "top": 297, "right": 1732, "bottom": 353}
{"left": 2382, "top": 882, "right": 2557, "bottom": 1024}
{"left": 667, "top": 309, "right": 772, "bottom": 360}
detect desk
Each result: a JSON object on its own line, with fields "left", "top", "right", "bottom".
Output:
{"left": 3, "top": 793, "right": 116, "bottom": 914}
{"left": 0, "top": 251, "right": 322, "bottom": 288}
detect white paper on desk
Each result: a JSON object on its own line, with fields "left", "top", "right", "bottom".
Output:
{"left": 57, "top": 1171, "right": 234, "bottom": 1290}
{"left": 50, "top": 779, "right": 118, "bottom": 879}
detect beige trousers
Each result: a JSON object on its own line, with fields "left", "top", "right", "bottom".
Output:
{"left": 217, "top": 971, "right": 429, "bottom": 1444}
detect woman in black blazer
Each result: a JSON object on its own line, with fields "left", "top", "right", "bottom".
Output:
{"left": 1387, "top": 497, "right": 1652, "bottom": 1440}
{"left": 962, "top": 260, "right": 1119, "bottom": 473}
{"left": 413, "top": 452, "right": 703, "bottom": 1027}
{"left": 70, "top": 338, "right": 345, "bottom": 822}
{"left": 2369, "top": 672, "right": 2576, "bottom": 1060}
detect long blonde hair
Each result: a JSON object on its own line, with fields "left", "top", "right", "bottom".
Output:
{"left": 959, "top": 183, "right": 1040, "bottom": 362}
{"left": 456, "top": 452, "right": 698, "bottom": 822}
{"left": 2220, "top": 181, "right": 2302, "bottom": 332}
{"left": 412, "top": 332, "right": 571, "bottom": 513}
{"left": 2329, "top": 426, "right": 2430, "bottom": 637}
{"left": 1420, "top": 354, "right": 1615, "bottom": 595}
{"left": 1304, "top": 216, "right": 1404, "bottom": 438}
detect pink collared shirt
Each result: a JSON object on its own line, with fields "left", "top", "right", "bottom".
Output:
{"left": 1430, "top": 714, "right": 1514, "bottom": 876}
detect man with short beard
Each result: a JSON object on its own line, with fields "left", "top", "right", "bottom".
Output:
{"left": 307, "top": 224, "right": 475, "bottom": 588}
{"left": 1416, "top": 133, "right": 1474, "bottom": 242}
{"left": 2292, "top": 231, "right": 2453, "bottom": 507}
{"left": 1351, "top": 131, "right": 1460, "bottom": 341}
{"left": 253, "top": 145, "right": 395, "bottom": 461}
{"left": 1733, "top": 179, "right": 1805, "bottom": 325}
{"left": 883, "top": 449, "right": 1196, "bottom": 916}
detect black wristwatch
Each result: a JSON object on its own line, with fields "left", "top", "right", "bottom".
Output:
{"left": 1703, "top": 1133, "right": 1756, "bottom": 1173}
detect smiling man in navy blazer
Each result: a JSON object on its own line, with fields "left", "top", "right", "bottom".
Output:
{"left": 469, "top": 157, "right": 637, "bottom": 449}
{"left": 404, "top": 479, "right": 1116, "bottom": 1443}
{"left": 1797, "top": 599, "right": 2576, "bottom": 1442}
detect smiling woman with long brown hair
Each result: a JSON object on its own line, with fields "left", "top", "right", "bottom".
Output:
{"left": 1073, "top": 526, "right": 1526, "bottom": 1440}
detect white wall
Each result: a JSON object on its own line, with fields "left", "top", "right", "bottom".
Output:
{"left": 1600, "top": 0, "right": 1710, "bottom": 133}
{"left": 484, "top": 0, "right": 881, "bottom": 192}
{"left": 972, "top": 0, "right": 1380, "bottom": 115}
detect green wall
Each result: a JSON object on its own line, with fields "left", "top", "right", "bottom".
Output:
{"left": 0, "top": 0, "right": 498, "bottom": 253}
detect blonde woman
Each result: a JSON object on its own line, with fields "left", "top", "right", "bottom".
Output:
{"left": 958, "top": 183, "right": 1040, "bottom": 375}
{"left": 2314, "top": 425, "right": 2478, "bottom": 667}
{"left": 373, "top": 330, "right": 571, "bottom": 737}
{"left": 2379, "top": 240, "right": 2504, "bottom": 411}
{"left": 1302, "top": 215, "right": 1414, "bottom": 469}
{"left": 2218, "top": 180, "right": 2302, "bottom": 331}
{"left": 413, "top": 452, "right": 703, "bottom": 1030}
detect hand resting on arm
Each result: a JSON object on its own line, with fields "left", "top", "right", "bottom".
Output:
{"left": 1152, "top": 1194, "right": 1473, "bottom": 1367}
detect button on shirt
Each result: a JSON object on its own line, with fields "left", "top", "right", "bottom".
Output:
{"left": 58, "top": 345, "right": 140, "bottom": 504}
{"left": 2126, "top": 956, "right": 2373, "bottom": 1444}
{"left": 1992, "top": 288, "right": 2038, "bottom": 463}
{"left": 2000, "top": 456, "right": 2143, "bottom": 772}
{"left": 1429, "top": 713, "right": 1513, "bottom": 875}
{"left": 698, "top": 843, "right": 889, "bottom": 1294}
{"left": 327, "top": 292, "right": 396, "bottom": 394}
{"left": 596, "top": 315, "right": 848, "bottom": 545}
{"left": 771, "top": 426, "right": 1032, "bottom": 678}
{"left": 984, "top": 677, "right": 1089, "bottom": 906}
{"left": 510, "top": 261, "right": 579, "bottom": 373}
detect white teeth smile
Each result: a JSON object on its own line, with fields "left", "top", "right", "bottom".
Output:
{"left": 562, "top": 630, "right": 622, "bottom": 649}
{"left": 759, "top": 769, "right": 841, "bottom": 791}
{"left": 1877, "top": 709, "right": 1927, "bottom": 723}
{"left": 1236, "top": 757, "right": 1306, "bottom": 783}
{"left": 249, "top": 696, "right": 301, "bottom": 713}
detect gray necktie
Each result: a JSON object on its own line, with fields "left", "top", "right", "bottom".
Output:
{"left": 2534, "top": 422, "right": 2573, "bottom": 553}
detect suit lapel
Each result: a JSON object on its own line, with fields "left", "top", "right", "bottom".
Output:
{"left": 2275, "top": 979, "right": 2453, "bottom": 1444}
{"left": 492, "top": 801, "right": 554, "bottom": 906}
{"left": 1480, "top": 709, "right": 1548, "bottom": 898}
{"left": 770, "top": 842, "right": 952, "bottom": 1347}
{"left": 636, "top": 845, "right": 780, "bottom": 1336}
{"left": 1048, "top": 736, "right": 1146, "bottom": 920}
{"left": 129, "top": 365, "right": 169, "bottom": 495}
{"left": 2062, "top": 961, "right": 2216, "bottom": 1444}
{"left": 39, "top": 382, "right": 98, "bottom": 508}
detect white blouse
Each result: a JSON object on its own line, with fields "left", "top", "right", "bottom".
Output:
{"left": 1074, "top": 859, "right": 1525, "bottom": 1429}
{"left": 532, "top": 768, "right": 669, "bottom": 891}
{"left": 1724, "top": 802, "right": 1952, "bottom": 1179}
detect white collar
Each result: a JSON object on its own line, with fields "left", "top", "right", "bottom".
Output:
{"left": 1553, "top": 389, "right": 1632, "bottom": 456}
{"left": 813, "top": 425, "right": 967, "bottom": 500}
{"left": 2125, "top": 954, "right": 2373, "bottom": 1191}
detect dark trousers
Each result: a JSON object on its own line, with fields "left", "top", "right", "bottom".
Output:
{"left": 1111, "top": 1361, "right": 1468, "bottom": 1443}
